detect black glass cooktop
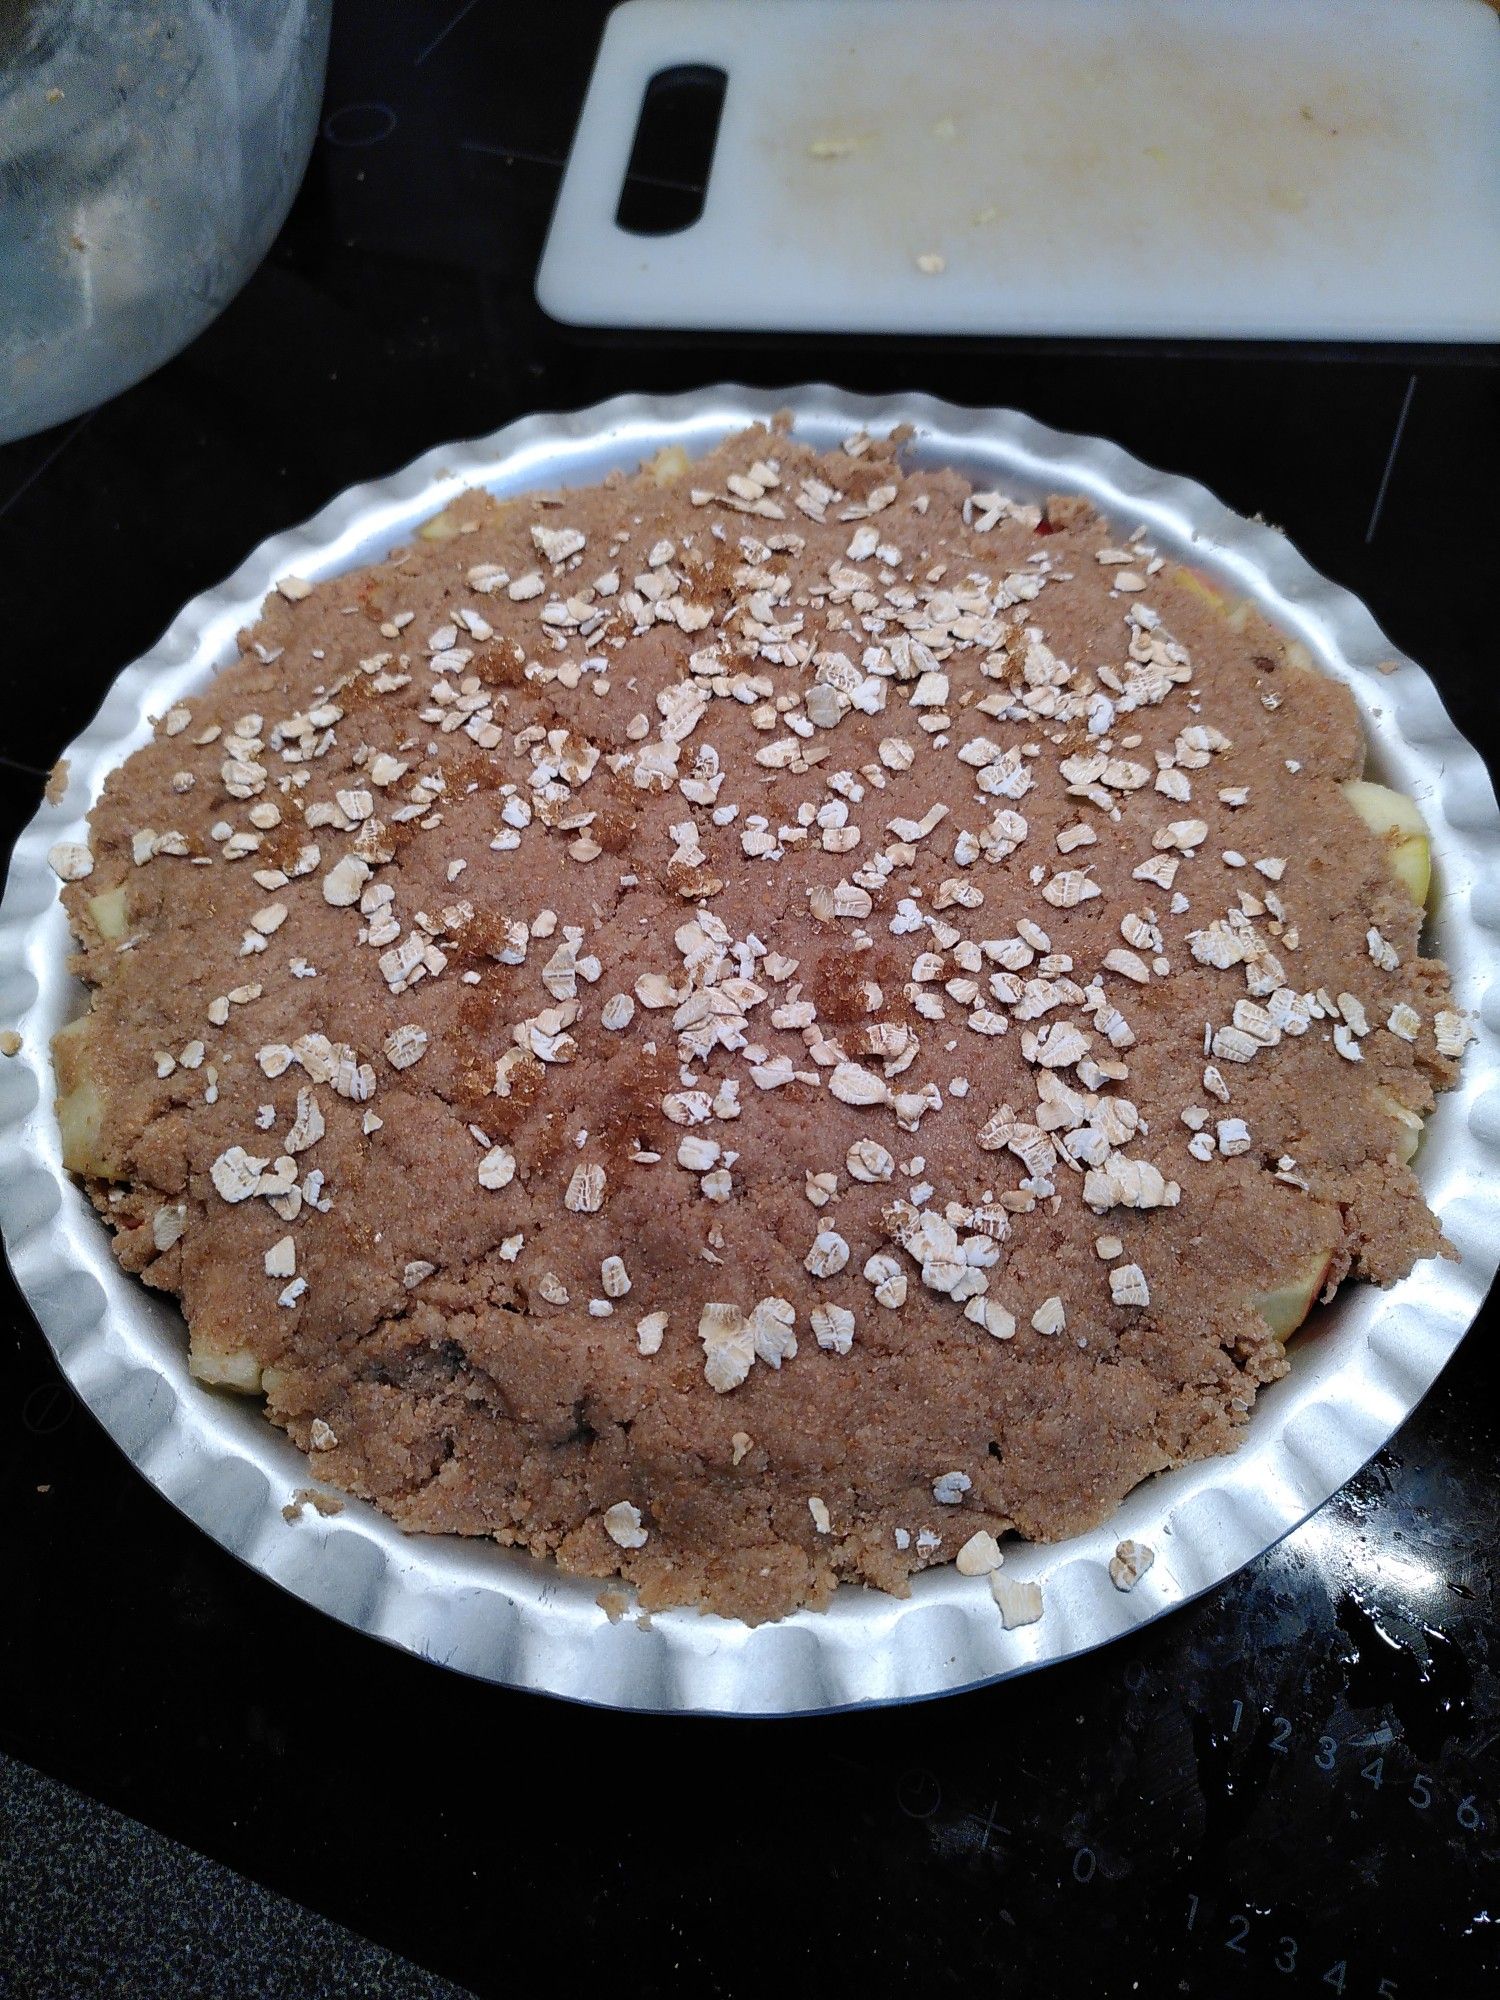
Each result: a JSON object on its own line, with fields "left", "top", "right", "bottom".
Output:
{"left": 2, "top": 5, "right": 1497, "bottom": 1995}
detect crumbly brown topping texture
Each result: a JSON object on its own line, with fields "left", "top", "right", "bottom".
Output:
{"left": 55, "top": 421, "right": 1464, "bottom": 1622}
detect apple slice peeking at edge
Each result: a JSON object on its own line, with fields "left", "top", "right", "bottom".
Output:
{"left": 85, "top": 886, "right": 128, "bottom": 940}
{"left": 52, "top": 1014, "right": 123, "bottom": 1182}
{"left": 187, "top": 1342, "right": 265, "bottom": 1394}
{"left": 1371, "top": 1087, "right": 1424, "bottom": 1166}
{"left": 1250, "top": 1251, "right": 1337, "bottom": 1341}
{"left": 1340, "top": 779, "right": 1432, "bottom": 909}
{"left": 1174, "top": 564, "right": 1253, "bottom": 632}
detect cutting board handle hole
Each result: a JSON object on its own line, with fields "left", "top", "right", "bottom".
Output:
{"left": 614, "top": 64, "right": 726, "bottom": 236}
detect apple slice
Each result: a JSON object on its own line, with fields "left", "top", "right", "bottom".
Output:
{"left": 1249, "top": 1250, "right": 1335, "bottom": 1340}
{"left": 52, "top": 1014, "right": 124, "bottom": 1180}
{"left": 1340, "top": 779, "right": 1431, "bottom": 909}
{"left": 86, "top": 885, "right": 129, "bottom": 941}
{"left": 416, "top": 506, "right": 463, "bottom": 542}
{"left": 1172, "top": 564, "right": 1257, "bottom": 632}
{"left": 188, "top": 1338, "right": 264, "bottom": 1394}
{"left": 1372, "top": 1087, "right": 1424, "bottom": 1166}
{"left": 1174, "top": 565, "right": 1228, "bottom": 614}
{"left": 647, "top": 443, "right": 691, "bottom": 486}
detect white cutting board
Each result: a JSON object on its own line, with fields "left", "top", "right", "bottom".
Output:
{"left": 538, "top": 0, "right": 1500, "bottom": 340}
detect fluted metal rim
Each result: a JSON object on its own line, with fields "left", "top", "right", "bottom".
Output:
{"left": 3, "top": 384, "right": 1497, "bottom": 1713}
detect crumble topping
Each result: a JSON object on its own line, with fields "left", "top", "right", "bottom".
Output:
{"left": 51, "top": 419, "right": 1463, "bottom": 1623}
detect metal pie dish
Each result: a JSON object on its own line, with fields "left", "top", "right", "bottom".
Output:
{"left": 3, "top": 386, "right": 1498, "bottom": 1715}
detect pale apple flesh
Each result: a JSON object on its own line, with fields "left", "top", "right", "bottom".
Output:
{"left": 1174, "top": 564, "right": 1227, "bottom": 612}
{"left": 418, "top": 492, "right": 520, "bottom": 542}
{"left": 1340, "top": 779, "right": 1432, "bottom": 909}
{"left": 52, "top": 1014, "right": 124, "bottom": 1181}
{"left": 188, "top": 1342, "right": 264, "bottom": 1394}
{"left": 647, "top": 442, "right": 691, "bottom": 486}
{"left": 85, "top": 885, "right": 129, "bottom": 940}
{"left": 416, "top": 507, "right": 463, "bottom": 542}
{"left": 1372, "top": 1087, "right": 1424, "bottom": 1165}
{"left": 1250, "top": 1251, "right": 1336, "bottom": 1341}
{"left": 1175, "top": 566, "right": 1311, "bottom": 651}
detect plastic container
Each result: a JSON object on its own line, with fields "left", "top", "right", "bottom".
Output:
{"left": 0, "top": 0, "right": 331, "bottom": 444}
